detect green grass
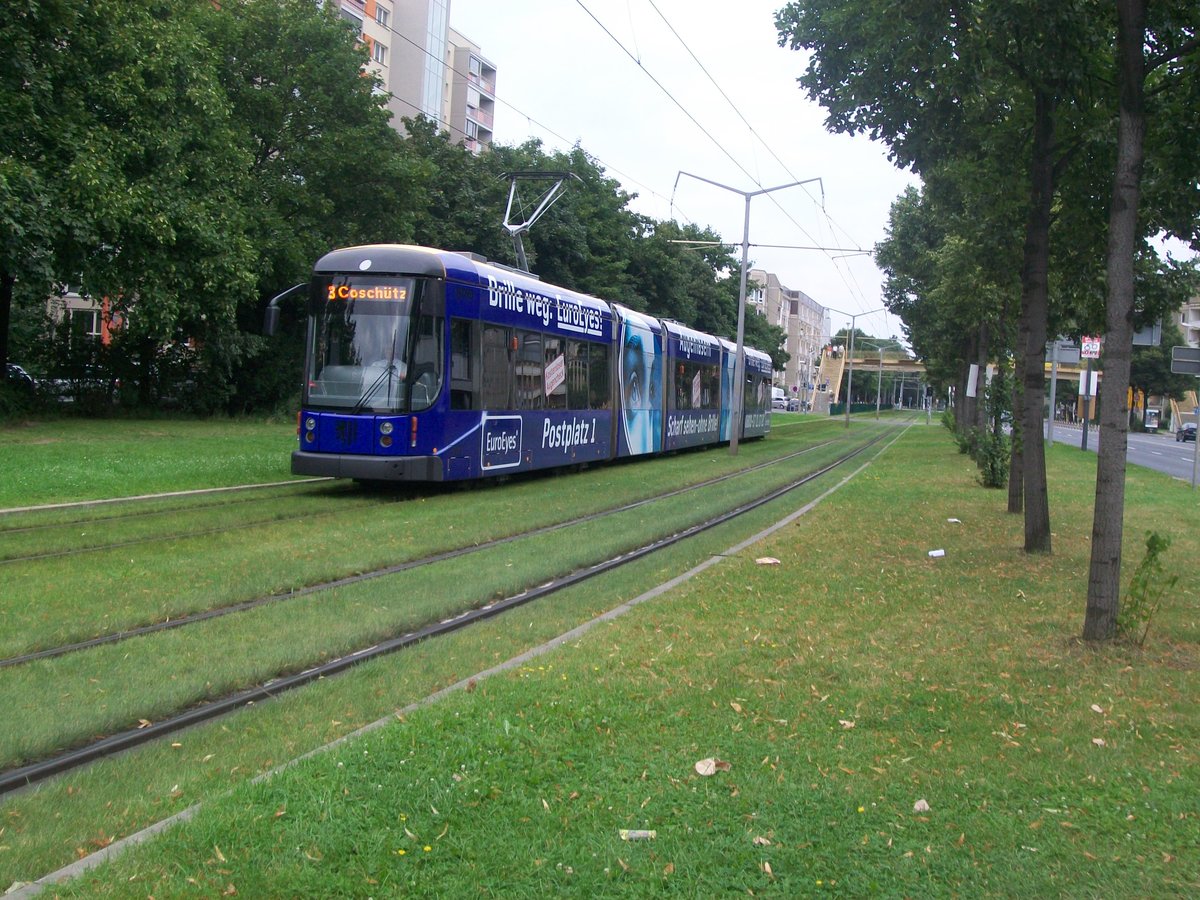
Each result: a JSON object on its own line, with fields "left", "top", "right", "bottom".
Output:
{"left": 0, "top": 421, "right": 850, "bottom": 660}
{"left": 0, "top": 430, "right": 866, "bottom": 767}
{"left": 0, "top": 418, "right": 301, "bottom": 507}
{"left": 6, "top": 419, "right": 1197, "bottom": 896}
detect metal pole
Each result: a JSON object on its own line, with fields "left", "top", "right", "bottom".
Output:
{"left": 1192, "top": 397, "right": 1199, "bottom": 489}
{"left": 730, "top": 193, "right": 752, "bottom": 455}
{"left": 826, "top": 306, "right": 883, "bottom": 428}
{"left": 1081, "top": 356, "right": 1093, "bottom": 452}
{"left": 875, "top": 348, "right": 883, "bottom": 419}
{"left": 844, "top": 320, "right": 856, "bottom": 428}
{"left": 1047, "top": 340, "right": 1059, "bottom": 447}
{"left": 673, "top": 172, "right": 822, "bottom": 455}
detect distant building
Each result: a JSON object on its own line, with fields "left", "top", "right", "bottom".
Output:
{"left": 748, "top": 269, "right": 830, "bottom": 402}
{"left": 445, "top": 29, "right": 497, "bottom": 154}
{"left": 1176, "top": 293, "right": 1200, "bottom": 346}
{"left": 49, "top": 291, "right": 116, "bottom": 347}
{"left": 334, "top": 1, "right": 495, "bottom": 153}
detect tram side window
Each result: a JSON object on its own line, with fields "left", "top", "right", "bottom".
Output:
{"left": 565, "top": 340, "right": 590, "bottom": 409}
{"left": 747, "top": 373, "right": 768, "bottom": 413}
{"left": 450, "top": 318, "right": 477, "bottom": 410}
{"left": 482, "top": 325, "right": 512, "bottom": 409}
{"left": 589, "top": 342, "right": 610, "bottom": 409}
{"left": 544, "top": 336, "right": 567, "bottom": 410}
{"left": 516, "top": 330, "right": 544, "bottom": 410}
{"left": 675, "top": 362, "right": 692, "bottom": 410}
{"left": 410, "top": 315, "right": 443, "bottom": 411}
{"left": 743, "top": 372, "right": 758, "bottom": 414}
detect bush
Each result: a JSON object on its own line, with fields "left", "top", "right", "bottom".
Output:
{"left": 1118, "top": 531, "right": 1176, "bottom": 647}
{"left": 974, "top": 428, "right": 1009, "bottom": 489}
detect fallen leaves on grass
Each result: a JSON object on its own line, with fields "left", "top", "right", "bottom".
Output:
{"left": 755, "top": 557, "right": 781, "bottom": 566}
{"left": 913, "top": 799, "right": 931, "bottom": 813}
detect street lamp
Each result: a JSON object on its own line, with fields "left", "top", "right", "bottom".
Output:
{"left": 675, "top": 172, "right": 822, "bottom": 454}
{"left": 825, "top": 307, "right": 884, "bottom": 427}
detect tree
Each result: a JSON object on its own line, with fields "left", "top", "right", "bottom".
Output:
{"left": 0, "top": 0, "right": 87, "bottom": 383}
{"left": 209, "top": 0, "right": 423, "bottom": 412}
{"left": 1084, "top": 0, "right": 1200, "bottom": 640}
{"left": 778, "top": 0, "right": 1113, "bottom": 554}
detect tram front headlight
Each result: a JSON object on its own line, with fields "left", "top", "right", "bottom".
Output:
{"left": 379, "top": 421, "right": 394, "bottom": 436}
{"left": 304, "top": 417, "right": 316, "bottom": 432}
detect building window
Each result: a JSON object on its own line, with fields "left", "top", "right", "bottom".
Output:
{"left": 72, "top": 309, "right": 100, "bottom": 337}
{"left": 375, "top": 6, "right": 389, "bottom": 28}
{"left": 373, "top": 41, "right": 387, "bottom": 65}
{"left": 339, "top": 8, "right": 364, "bottom": 33}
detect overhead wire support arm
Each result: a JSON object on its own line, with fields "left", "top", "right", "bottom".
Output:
{"left": 667, "top": 239, "right": 869, "bottom": 255}
{"left": 501, "top": 171, "right": 583, "bottom": 273}
{"left": 674, "top": 171, "right": 823, "bottom": 456}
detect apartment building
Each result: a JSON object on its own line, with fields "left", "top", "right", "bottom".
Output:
{"left": 334, "top": 1, "right": 495, "bottom": 153}
{"left": 445, "top": 29, "right": 497, "bottom": 154}
{"left": 1176, "top": 294, "right": 1200, "bottom": 347}
{"left": 748, "top": 269, "right": 830, "bottom": 400}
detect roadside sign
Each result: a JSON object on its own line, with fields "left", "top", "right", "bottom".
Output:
{"left": 1046, "top": 340, "right": 1081, "bottom": 365}
{"left": 1171, "top": 346, "right": 1200, "bottom": 376}
{"left": 1132, "top": 320, "right": 1162, "bottom": 347}
{"left": 1081, "top": 336, "right": 1102, "bottom": 359}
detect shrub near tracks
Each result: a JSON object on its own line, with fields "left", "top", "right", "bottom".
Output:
{"left": 0, "top": 416, "right": 859, "bottom": 885}
{"left": 15, "top": 423, "right": 1200, "bottom": 897}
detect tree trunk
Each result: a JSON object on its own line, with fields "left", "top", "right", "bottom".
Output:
{"left": 960, "top": 332, "right": 979, "bottom": 431}
{"left": 1017, "top": 90, "right": 1056, "bottom": 553}
{"left": 1083, "top": 0, "right": 1147, "bottom": 641}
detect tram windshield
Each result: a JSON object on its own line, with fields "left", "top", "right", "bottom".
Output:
{"left": 305, "top": 276, "right": 442, "bottom": 413}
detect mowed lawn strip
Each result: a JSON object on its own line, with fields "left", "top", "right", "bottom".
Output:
{"left": 0, "top": 418, "right": 301, "bottom": 508}
{"left": 0, "top": 417, "right": 862, "bottom": 882}
{"left": 0, "top": 441, "right": 859, "bottom": 768}
{"left": 44, "top": 426, "right": 1200, "bottom": 897}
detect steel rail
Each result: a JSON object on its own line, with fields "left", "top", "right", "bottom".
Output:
{"left": 0, "top": 440, "right": 836, "bottom": 669}
{"left": 0, "top": 428, "right": 898, "bottom": 796}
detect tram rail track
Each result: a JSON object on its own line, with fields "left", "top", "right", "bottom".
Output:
{"left": 0, "top": 439, "right": 837, "bottom": 667}
{"left": 0, "top": 493, "right": 389, "bottom": 565}
{"left": 0, "top": 424, "right": 903, "bottom": 796}
{"left": 0, "top": 478, "right": 334, "bottom": 518}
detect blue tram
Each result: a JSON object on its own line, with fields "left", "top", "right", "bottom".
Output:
{"left": 290, "top": 245, "right": 772, "bottom": 482}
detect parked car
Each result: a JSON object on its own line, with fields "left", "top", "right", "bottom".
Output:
{"left": 1176, "top": 423, "right": 1196, "bottom": 442}
{"left": 5, "top": 363, "right": 36, "bottom": 392}
{"left": 787, "top": 397, "right": 801, "bottom": 412}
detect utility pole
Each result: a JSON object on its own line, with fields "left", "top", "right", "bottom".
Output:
{"left": 674, "top": 173, "right": 821, "bottom": 454}
{"left": 826, "top": 307, "right": 884, "bottom": 427}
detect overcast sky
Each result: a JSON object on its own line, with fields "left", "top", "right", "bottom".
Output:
{"left": 448, "top": 0, "right": 920, "bottom": 340}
